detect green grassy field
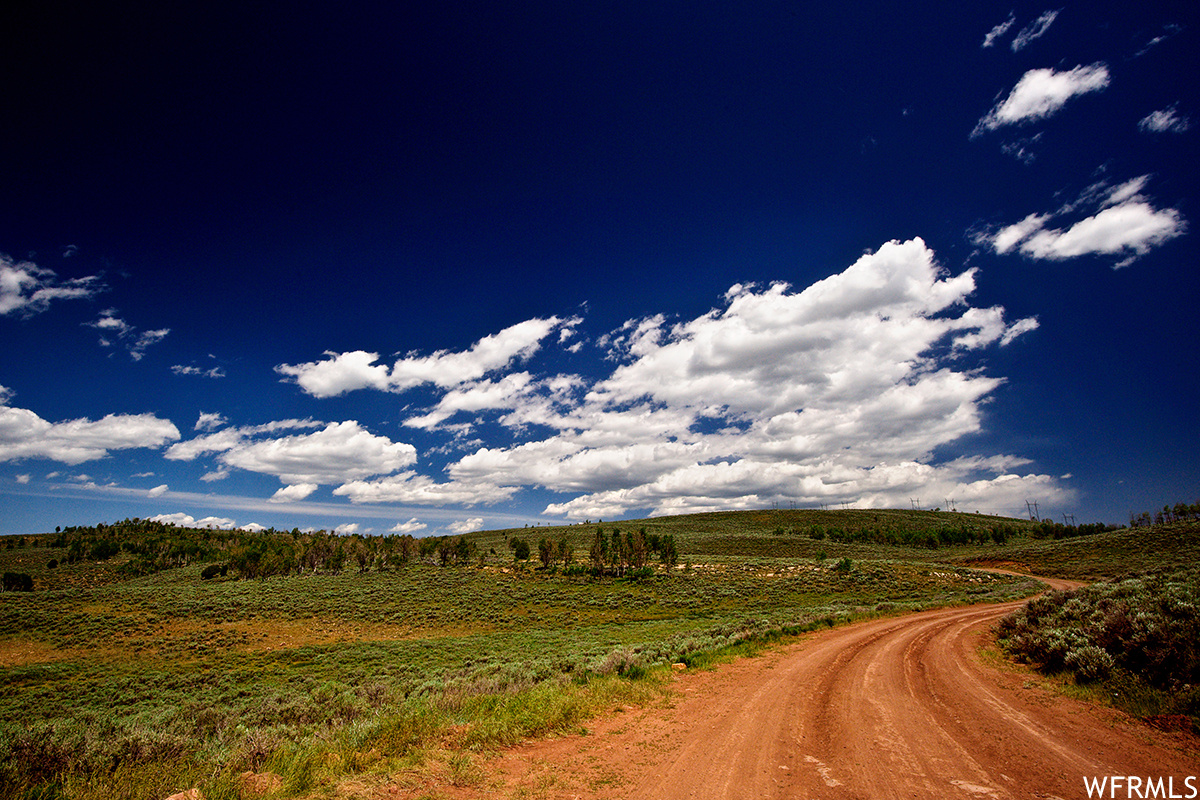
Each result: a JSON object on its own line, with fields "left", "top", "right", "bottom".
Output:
{"left": 0, "top": 508, "right": 1192, "bottom": 800}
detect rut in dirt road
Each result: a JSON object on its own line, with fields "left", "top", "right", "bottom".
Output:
{"left": 630, "top": 580, "right": 1198, "bottom": 800}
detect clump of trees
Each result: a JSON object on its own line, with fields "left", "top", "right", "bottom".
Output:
{"left": 45, "top": 520, "right": 482, "bottom": 581}
{"left": 587, "top": 527, "right": 677, "bottom": 577}
{"left": 504, "top": 527, "right": 678, "bottom": 579}
{"left": 1129, "top": 501, "right": 1200, "bottom": 528}
{"left": 1026, "top": 520, "right": 1115, "bottom": 540}
{"left": 801, "top": 522, "right": 1024, "bottom": 549}
{"left": 792, "top": 517, "right": 1117, "bottom": 549}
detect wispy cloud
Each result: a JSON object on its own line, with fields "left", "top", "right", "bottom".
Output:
{"left": 1010, "top": 9, "right": 1061, "bottom": 52}
{"left": 1000, "top": 133, "right": 1043, "bottom": 164}
{"left": 981, "top": 12, "right": 1016, "bottom": 48}
{"left": 1, "top": 254, "right": 105, "bottom": 317}
{"left": 87, "top": 309, "right": 170, "bottom": 360}
{"left": 1138, "top": 104, "right": 1190, "bottom": 134}
{"left": 42, "top": 477, "right": 531, "bottom": 531}
{"left": 1133, "top": 23, "right": 1182, "bottom": 58}
{"left": 972, "top": 63, "right": 1110, "bottom": 138}
{"left": 173, "top": 364, "right": 227, "bottom": 379}
{"left": 194, "top": 412, "right": 228, "bottom": 432}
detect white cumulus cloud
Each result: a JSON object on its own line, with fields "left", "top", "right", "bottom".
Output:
{"left": 276, "top": 316, "right": 574, "bottom": 398}
{"left": 976, "top": 175, "right": 1186, "bottom": 267}
{"left": 0, "top": 391, "right": 180, "bottom": 465}
{"left": 279, "top": 240, "right": 1063, "bottom": 520}
{"left": 270, "top": 483, "right": 319, "bottom": 502}
{"left": 449, "top": 517, "right": 484, "bottom": 534}
{"left": 169, "top": 420, "right": 416, "bottom": 487}
{"left": 390, "top": 517, "right": 428, "bottom": 534}
{"left": 972, "top": 63, "right": 1110, "bottom": 138}
{"left": 150, "top": 513, "right": 239, "bottom": 529}
{"left": 333, "top": 471, "right": 517, "bottom": 506}
{"left": 439, "top": 239, "right": 1051, "bottom": 518}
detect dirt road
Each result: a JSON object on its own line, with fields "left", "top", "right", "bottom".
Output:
{"left": 441, "top": 574, "right": 1198, "bottom": 800}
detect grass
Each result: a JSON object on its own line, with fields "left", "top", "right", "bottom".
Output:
{"left": 1, "top": 507, "right": 1182, "bottom": 799}
{"left": 959, "top": 520, "right": 1200, "bottom": 579}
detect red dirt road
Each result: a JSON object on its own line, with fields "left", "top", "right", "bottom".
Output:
{"left": 424, "top": 575, "right": 1200, "bottom": 800}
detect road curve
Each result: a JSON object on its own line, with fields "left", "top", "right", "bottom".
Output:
{"left": 478, "top": 575, "right": 1197, "bottom": 800}
{"left": 630, "top": 576, "right": 1197, "bottom": 799}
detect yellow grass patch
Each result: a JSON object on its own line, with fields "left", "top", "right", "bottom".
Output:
{"left": 0, "top": 639, "right": 88, "bottom": 667}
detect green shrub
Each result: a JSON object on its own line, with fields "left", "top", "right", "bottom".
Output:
{"left": 1064, "top": 645, "right": 1114, "bottom": 682}
{"left": 998, "top": 567, "right": 1200, "bottom": 717}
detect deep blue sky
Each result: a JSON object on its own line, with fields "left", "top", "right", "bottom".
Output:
{"left": 2, "top": 2, "right": 1196, "bottom": 534}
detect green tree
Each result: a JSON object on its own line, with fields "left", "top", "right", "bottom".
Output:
{"left": 557, "top": 534, "right": 574, "bottom": 567}
{"left": 659, "top": 534, "right": 678, "bottom": 568}
{"left": 510, "top": 537, "right": 530, "bottom": 561}
{"left": 589, "top": 529, "right": 608, "bottom": 573}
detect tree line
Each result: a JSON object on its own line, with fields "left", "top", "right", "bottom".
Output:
{"left": 502, "top": 527, "right": 678, "bottom": 577}
{"left": 1129, "top": 501, "right": 1200, "bottom": 528}
{"left": 43, "top": 519, "right": 479, "bottom": 580}
{"left": 27, "top": 519, "right": 684, "bottom": 584}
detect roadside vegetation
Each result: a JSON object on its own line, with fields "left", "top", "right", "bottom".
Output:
{"left": 0, "top": 505, "right": 1192, "bottom": 799}
{"left": 994, "top": 509, "right": 1200, "bottom": 733}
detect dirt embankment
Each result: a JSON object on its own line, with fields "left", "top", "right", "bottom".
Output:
{"left": 393, "top": 575, "right": 1198, "bottom": 799}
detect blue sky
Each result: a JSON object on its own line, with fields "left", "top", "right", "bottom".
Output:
{"left": 1, "top": 2, "right": 1196, "bottom": 535}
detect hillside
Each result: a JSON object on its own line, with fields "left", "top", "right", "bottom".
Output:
{"left": 1, "top": 507, "right": 1193, "bottom": 799}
